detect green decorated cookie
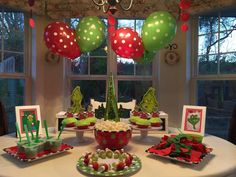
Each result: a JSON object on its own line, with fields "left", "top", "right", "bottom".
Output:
{"left": 136, "top": 118, "right": 150, "bottom": 126}
{"left": 149, "top": 117, "right": 162, "bottom": 124}
{"left": 62, "top": 117, "right": 78, "bottom": 127}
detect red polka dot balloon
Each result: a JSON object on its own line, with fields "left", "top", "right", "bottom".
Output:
{"left": 44, "top": 22, "right": 81, "bottom": 60}
{"left": 111, "top": 27, "right": 144, "bottom": 59}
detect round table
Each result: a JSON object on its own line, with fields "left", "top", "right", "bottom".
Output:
{"left": 1, "top": 131, "right": 236, "bottom": 177}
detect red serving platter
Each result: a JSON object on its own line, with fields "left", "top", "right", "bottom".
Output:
{"left": 3, "top": 143, "right": 73, "bottom": 162}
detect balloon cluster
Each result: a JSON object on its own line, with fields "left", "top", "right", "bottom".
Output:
{"left": 44, "top": 17, "right": 106, "bottom": 60}
{"left": 110, "top": 11, "right": 177, "bottom": 64}
{"left": 179, "top": 0, "right": 191, "bottom": 32}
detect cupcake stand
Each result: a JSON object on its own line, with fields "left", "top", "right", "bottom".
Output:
{"left": 131, "top": 111, "right": 168, "bottom": 143}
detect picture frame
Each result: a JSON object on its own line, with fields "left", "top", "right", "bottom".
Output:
{"left": 181, "top": 105, "right": 207, "bottom": 136}
{"left": 15, "top": 105, "right": 42, "bottom": 136}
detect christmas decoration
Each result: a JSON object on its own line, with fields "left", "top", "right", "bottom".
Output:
{"left": 139, "top": 87, "right": 158, "bottom": 113}
{"left": 179, "top": 0, "right": 191, "bottom": 32}
{"left": 104, "top": 73, "right": 119, "bottom": 122}
{"left": 68, "top": 86, "right": 85, "bottom": 113}
{"left": 75, "top": 16, "right": 105, "bottom": 53}
{"left": 111, "top": 27, "right": 144, "bottom": 59}
{"left": 44, "top": 22, "right": 81, "bottom": 59}
{"left": 141, "top": 11, "right": 177, "bottom": 52}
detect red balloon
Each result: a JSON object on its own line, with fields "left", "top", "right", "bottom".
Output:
{"left": 180, "top": 12, "right": 190, "bottom": 22}
{"left": 29, "top": 18, "right": 35, "bottom": 28}
{"left": 44, "top": 22, "right": 81, "bottom": 60}
{"left": 179, "top": 0, "right": 191, "bottom": 10}
{"left": 111, "top": 27, "right": 144, "bottom": 59}
{"left": 181, "top": 23, "right": 189, "bottom": 32}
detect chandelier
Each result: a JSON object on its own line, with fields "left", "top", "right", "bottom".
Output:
{"left": 92, "top": 0, "right": 134, "bottom": 14}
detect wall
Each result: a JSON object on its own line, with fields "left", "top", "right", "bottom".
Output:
{"left": 158, "top": 21, "right": 191, "bottom": 128}
{"left": 32, "top": 16, "right": 64, "bottom": 127}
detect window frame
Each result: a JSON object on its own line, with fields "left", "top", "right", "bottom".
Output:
{"left": 0, "top": 8, "right": 31, "bottom": 104}
{"left": 65, "top": 18, "right": 159, "bottom": 108}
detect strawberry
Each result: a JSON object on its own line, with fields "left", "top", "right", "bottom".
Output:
{"left": 132, "top": 111, "right": 140, "bottom": 116}
{"left": 92, "top": 162, "right": 99, "bottom": 171}
{"left": 125, "top": 157, "right": 132, "bottom": 166}
{"left": 87, "top": 111, "right": 94, "bottom": 117}
{"left": 84, "top": 152, "right": 92, "bottom": 159}
{"left": 152, "top": 112, "right": 159, "bottom": 117}
{"left": 99, "top": 164, "right": 109, "bottom": 172}
{"left": 116, "top": 162, "right": 125, "bottom": 171}
{"left": 79, "top": 113, "right": 86, "bottom": 119}
{"left": 84, "top": 158, "right": 90, "bottom": 166}
{"left": 140, "top": 112, "right": 148, "bottom": 119}
{"left": 66, "top": 112, "right": 74, "bottom": 117}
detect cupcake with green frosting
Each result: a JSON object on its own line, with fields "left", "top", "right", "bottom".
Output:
{"left": 62, "top": 117, "right": 78, "bottom": 127}
{"left": 77, "top": 119, "right": 90, "bottom": 129}
{"left": 86, "top": 117, "right": 97, "bottom": 126}
{"left": 136, "top": 118, "right": 150, "bottom": 128}
{"left": 129, "top": 116, "right": 140, "bottom": 125}
{"left": 149, "top": 117, "right": 162, "bottom": 127}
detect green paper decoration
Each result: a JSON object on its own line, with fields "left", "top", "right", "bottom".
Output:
{"left": 188, "top": 115, "right": 200, "bottom": 129}
{"left": 142, "top": 11, "right": 177, "bottom": 52}
{"left": 75, "top": 16, "right": 106, "bottom": 53}
{"left": 105, "top": 73, "right": 120, "bottom": 122}
{"left": 137, "top": 50, "right": 156, "bottom": 64}
{"left": 139, "top": 87, "right": 158, "bottom": 113}
{"left": 68, "top": 86, "right": 85, "bottom": 113}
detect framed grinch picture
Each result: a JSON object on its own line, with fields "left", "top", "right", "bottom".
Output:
{"left": 15, "top": 105, "right": 42, "bottom": 136}
{"left": 181, "top": 105, "right": 207, "bottom": 136}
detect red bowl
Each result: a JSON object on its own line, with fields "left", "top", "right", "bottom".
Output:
{"left": 94, "top": 129, "right": 132, "bottom": 150}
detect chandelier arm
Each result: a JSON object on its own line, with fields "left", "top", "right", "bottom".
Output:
{"left": 102, "top": 4, "right": 110, "bottom": 13}
{"left": 92, "top": 0, "right": 107, "bottom": 6}
{"left": 119, "top": 0, "right": 134, "bottom": 10}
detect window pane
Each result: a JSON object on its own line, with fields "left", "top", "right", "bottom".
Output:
{"left": 117, "top": 57, "right": 134, "bottom": 75}
{"left": 198, "top": 34, "right": 218, "bottom": 55}
{"left": 220, "top": 17, "right": 236, "bottom": 31}
{"left": 70, "top": 18, "right": 79, "bottom": 29}
{"left": 220, "top": 53, "right": 236, "bottom": 74}
{"left": 198, "top": 16, "right": 218, "bottom": 35}
{"left": 90, "top": 40, "right": 107, "bottom": 57}
{"left": 198, "top": 55, "right": 218, "bottom": 75}
{"left": 90, "top": 56, "right": 107, "bottom": 75}
{"left": 0, "top": 78, "right": 25, "bottom": 133}
{"left": 71, "top": 80, "right": 106, "bottom": 107}
{"left": 135, "top": 20, "right": 144, "bottom": 35}
{"left": 71, "top": 55, "right": 88, "bottom": 75}
{"left": 219, "top": 30, "right": 236, "bottom": 53}
{"left": 197, "top": 80, "right": 236, "bottom": 139}
{"left": 3, "top": 12, "right": 24, "bottom": 52}
{"left": 118, "top": 80, "right": 152, "bottom": 103}
{"left": 118, "top": 19, "right": 135, "bottom": 29}
{"left": 136, "top": 62, "right": 152, "bottom": 76}
{"left": 0, "top": 52, "right": 24, "bottom": 73}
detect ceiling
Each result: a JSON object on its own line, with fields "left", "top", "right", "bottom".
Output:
{"left": 0, "top": 0, "right": 236, "bottom": 19}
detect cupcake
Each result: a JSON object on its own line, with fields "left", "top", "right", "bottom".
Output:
{"left": 77, "top": 119, "right": 90, "bottom": 129}
{"left": 149, "top": 117, "right": 162, "bottom": 127}
{"left": 62, "top": 117, "right": 78, "bottom": 127}
{"left": 136, "top": 118, "right": 150, "bottom": 128}
{"left": 129, "top": 116, "right": 140, "bottom": 125}
{"left": 86, "top": 117, "right": 97, "bottom": 126}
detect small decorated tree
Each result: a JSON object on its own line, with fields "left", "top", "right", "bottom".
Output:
{"left": 105, "top": 73, "right": 120, "bottom": 122}
{"left": 139, "top": 87, "right": 158, "bottom": 113}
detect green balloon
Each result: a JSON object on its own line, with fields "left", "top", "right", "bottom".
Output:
{"left": 142, "top": 11, "right": 177, "bottom": 52}
{"left": 136, "top": 50, "right": 156, "bottom": 64}
{"left": 76, "top": 16, "right": 105, "bottom": 53}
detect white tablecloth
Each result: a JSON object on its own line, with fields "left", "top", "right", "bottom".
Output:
{"left": 1, "top": 131, "right": 236, "bottom": 177}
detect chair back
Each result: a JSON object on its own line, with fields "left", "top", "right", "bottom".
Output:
{"left": 0, "top": 101, "right": 8, "bottom": 135}
{"left": 228, "top": 105, "right": 236, "bottom": 144}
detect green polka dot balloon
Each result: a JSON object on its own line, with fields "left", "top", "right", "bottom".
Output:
{"left": 142, "top": 11, "right": 177, "bottom": 52}
{"left": 76, "top": 16, "right": 105, "bottom": 53}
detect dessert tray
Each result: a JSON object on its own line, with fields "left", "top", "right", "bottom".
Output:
{"left": 3, "top": 143, "right": 73, "bottom": 162}
{"left": 77, "top": 149, "right": 141, "bottom": 176}
{"left": 146, "top": 134, "right": 213, "bottom": 165}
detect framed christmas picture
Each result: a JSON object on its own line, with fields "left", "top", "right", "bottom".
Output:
{"left": 181, "top": 105, "right": 207, "bottom": 136}
{"left": 15, "top": 105, "right": 42, "bottom": 136}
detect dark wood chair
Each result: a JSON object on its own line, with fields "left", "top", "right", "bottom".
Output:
{"left": 228, "top": 105, "right": 236, "bottom": 145}
{"left": 0, "top": 101, "right": 8, "bottom": 135}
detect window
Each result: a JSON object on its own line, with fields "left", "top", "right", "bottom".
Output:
{"left": 0, "top": 8, "right": 28, "bottom": 133}
{"left": 67, "top": 18, "right": 158, "bottom": 108}
{"left": 195, "top": 15, "right": 236, "bottom": 139}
